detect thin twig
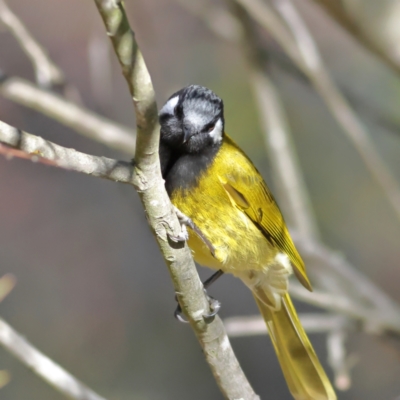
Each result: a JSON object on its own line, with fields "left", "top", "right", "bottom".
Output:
{"left": 0, "top": 75, "right": 136, "bottom": 153}
{"left": 93, "top": 1, "right": 259, "bottom": 398}
{"left": 235, "top": 0, "right": 400, "bottom": 224}
{"left": 224, "top": 313, "right": 348, "bottom": 337}
{"left": 0, "top": 370, "right": 10, "bottom": 389}
{"left": 0, "top": 274, "right": 16, "bottom": 303}
{"left": 0, "top": 317, "right": 108, "bottom": 400}
{"left": 310, "top": 0, "right": 400, "bottom": 77}
{"left": 174, "top": 0, "right": 242, "bottom": 42}
{"left": 0, "top": 0, "right": 64, "bottom": 87}
{"left": 327, "top": 327, "right": 355, "bottom": 391}
{"left": 230, "top": 1, "right": 320, "bottom": 240}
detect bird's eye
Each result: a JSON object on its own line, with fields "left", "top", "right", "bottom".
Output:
{"left": 207, "top": 123, "right": 215, "bottom": 132}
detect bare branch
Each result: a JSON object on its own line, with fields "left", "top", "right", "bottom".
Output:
{"left": 0, "top": 370, "right": 10, "bottom": 389}
{"left": 225, "top": 310, "right": 356, "bottom": 391}
{"left": 0, "top": 120, "right": 134, "bottom": 183}
{"left": 224, "top": 313, "right": 348, "bottom": 337}
{"left": 0, "top": 317, "right": 108, "bottom": 400}
{"left": 327, "top": 327, "right": 355, "bottom": 391}
{"left": 0, "top": 0, "right": 63, "bottom": 87}
{"left": 174, "top": 0, "right": 242, "bottom": 42}
{"left": 293, "top": 234, "right": 400, "bottom": 332}
{"left": 93, "top": 1, "right": 259, "bottom": 398}
{"left": 230, "top": 1, "right": 320, "bottom": 240}
{"left": 0, "top": 75, "right": 136, "bottom": 153}
{"left": 0, "top": 274, "right": 16, "bottom": 304}
{"left": 310, "top": 0, "right": 400, "bottom": 77}
{"left": 235, "top": 0, "right": 400, "bottom": 224}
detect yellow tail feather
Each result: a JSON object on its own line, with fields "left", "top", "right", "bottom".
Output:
{"left": 253, "top": 292, "right": 337, "bottom": 400}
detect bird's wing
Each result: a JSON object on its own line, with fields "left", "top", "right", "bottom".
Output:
{"left": 218, "top": 171, "right": 312, "bottom": 291}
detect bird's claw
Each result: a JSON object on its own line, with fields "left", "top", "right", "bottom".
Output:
{"left": 202, "top": 291, "right": 221, "bottom": 323}
{"left": 169, "top": 223, "right": 189, "bottom": 242}
{"left": 174, "top": 290, "right": 221, "bottom": 324}
{"left": 174, "top": 303, "right": 189, "bottom": 323}
{"left": 172, "top": 206, "right": 216, "bottom": 256}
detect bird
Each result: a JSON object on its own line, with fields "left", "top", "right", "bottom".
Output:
{"left": 159, "top": 84, "right": 336, "bottom": 400}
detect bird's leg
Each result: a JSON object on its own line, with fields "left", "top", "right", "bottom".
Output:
{"left": 174, "top": 270, "right": 224, "bottom": 323}
{"left": 203, "top": 269, "right": 224, "bottom": 289}
{"left": 202, "top": 270, "right": 223, "bottom": 322}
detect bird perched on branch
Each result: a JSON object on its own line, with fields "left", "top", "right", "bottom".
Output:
{"left": 159, "top": 85, "right": 336, "bottom": 400}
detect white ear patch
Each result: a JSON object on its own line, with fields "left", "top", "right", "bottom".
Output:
{"left": 159, "top": 95, "right": 179, "bottom": 116}
{"left": 209, "top": 118, "right": 223, "bottom": 143}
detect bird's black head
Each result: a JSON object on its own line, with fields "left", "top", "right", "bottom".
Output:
{"left": 159, "top": 85, "right": 224, "bottom": 154}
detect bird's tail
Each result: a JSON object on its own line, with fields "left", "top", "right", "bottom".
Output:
{"left": 253, "top": 291, "right": 337, "bottom": 400}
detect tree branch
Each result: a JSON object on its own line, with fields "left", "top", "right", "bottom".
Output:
{"left": 310, "top": 0, "right": 400, "bottom": 77}
{"left": 0, "top": 75, "right": 136, "bottom": 154}
{"left": 0, "top": 0, "right": 64, "bottom": 88}
{"left": 0, "top": 317, "right": 108, "bottom": 400}
{"left": 0, "top": 119, "right": 134, "bottom": 182}
{"left": 93, "top": 1, "right": 259, "bottom": 398}
{"left": 229, "top": 0, "right": 320, "bottom": 241}
{"left": 235, "top": 0, "right": 400, "bottom": 225}
{"left": 224, "top": 313, "right": 349, "bottom": 337}
{"left": 0, "top": 274, "right": 16, "bottom": 304}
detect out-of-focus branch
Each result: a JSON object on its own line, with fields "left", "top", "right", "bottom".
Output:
{"left": 326, "top": 327, "right": 355, "bottom": 391}
{"left": 310, "top": 0, "right": 400, "bottom": 77}
{"left": 0, "top": 276, "right": 107, "bottom": 398}
{"left": 0, "top": 120, "right": 134, "bottom": 182}
{"left": 292, "top": 234, "right": 400, "bottom": 332}
{"left": 0, "top": 317, "right": 108, "bottom": 400}
{"left": 93, "top": 1, "right": 259, "bottom": 399}
{"left": 0, "top": 274, "right": 16, "bottom": 303}
{"left": 175, "top": 0, "right": 400, "bottom": 140}
{"left": 235, "top": 0, "right": 400, "bottom": 225}
{"left": 0, "top": 0, "right": 63, "bottom": 87}
{"left": 225, "top": 313, "right": 348, "bottom": 337}
{"left": 230, "top": 1, "right": 320, "bottom": 240}
{"left": 173, "top": 0, "right": 242, "bottom": 42}
{"left": 0, "top": 75, "right": 136, "bottom": 153}
{"left": 0, "top": 369, "right": 10, "bottom": 389}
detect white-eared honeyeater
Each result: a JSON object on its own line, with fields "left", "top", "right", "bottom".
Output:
{"left": 159, "top": 85, "right": 336, "bottom": 400}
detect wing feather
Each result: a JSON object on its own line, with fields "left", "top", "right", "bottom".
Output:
{"left": 219, "top": 135, "right": 312, "bottom": 291}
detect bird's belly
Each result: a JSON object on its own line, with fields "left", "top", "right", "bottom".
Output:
{"left": 177, "top": 200, "right": 278, "bottom": 274}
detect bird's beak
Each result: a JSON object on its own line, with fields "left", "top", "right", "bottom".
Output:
{"left": 183, "top": 127, "right": 196, "bottom": 143}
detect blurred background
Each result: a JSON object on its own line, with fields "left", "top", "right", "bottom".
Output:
{"left": 1, "top": 0, "right": 400, "bottom": 399}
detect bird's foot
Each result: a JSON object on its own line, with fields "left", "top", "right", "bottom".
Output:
{"left": 174, "top": 289, "right": 221, "bottom": 324}
{"left": 202, "top": 289, "right": 221, "bottom": 323}
{"left": 171, "top": 206, "right": 216, "bottom": 257}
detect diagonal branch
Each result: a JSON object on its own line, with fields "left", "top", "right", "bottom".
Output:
{"left": 310, "top": 0, "right": 400, "bottom": 77}
{"left": 0, "top": 317, "right": 108, "bottom": 400}
{"left": 93, "top": 1, "right": 259, "bottom": 398}
{"left": 229, "top": 0, "right": 320, "bottom": 240}
{"left": 235, "top": 0, "right": 400, "bottom": 225}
